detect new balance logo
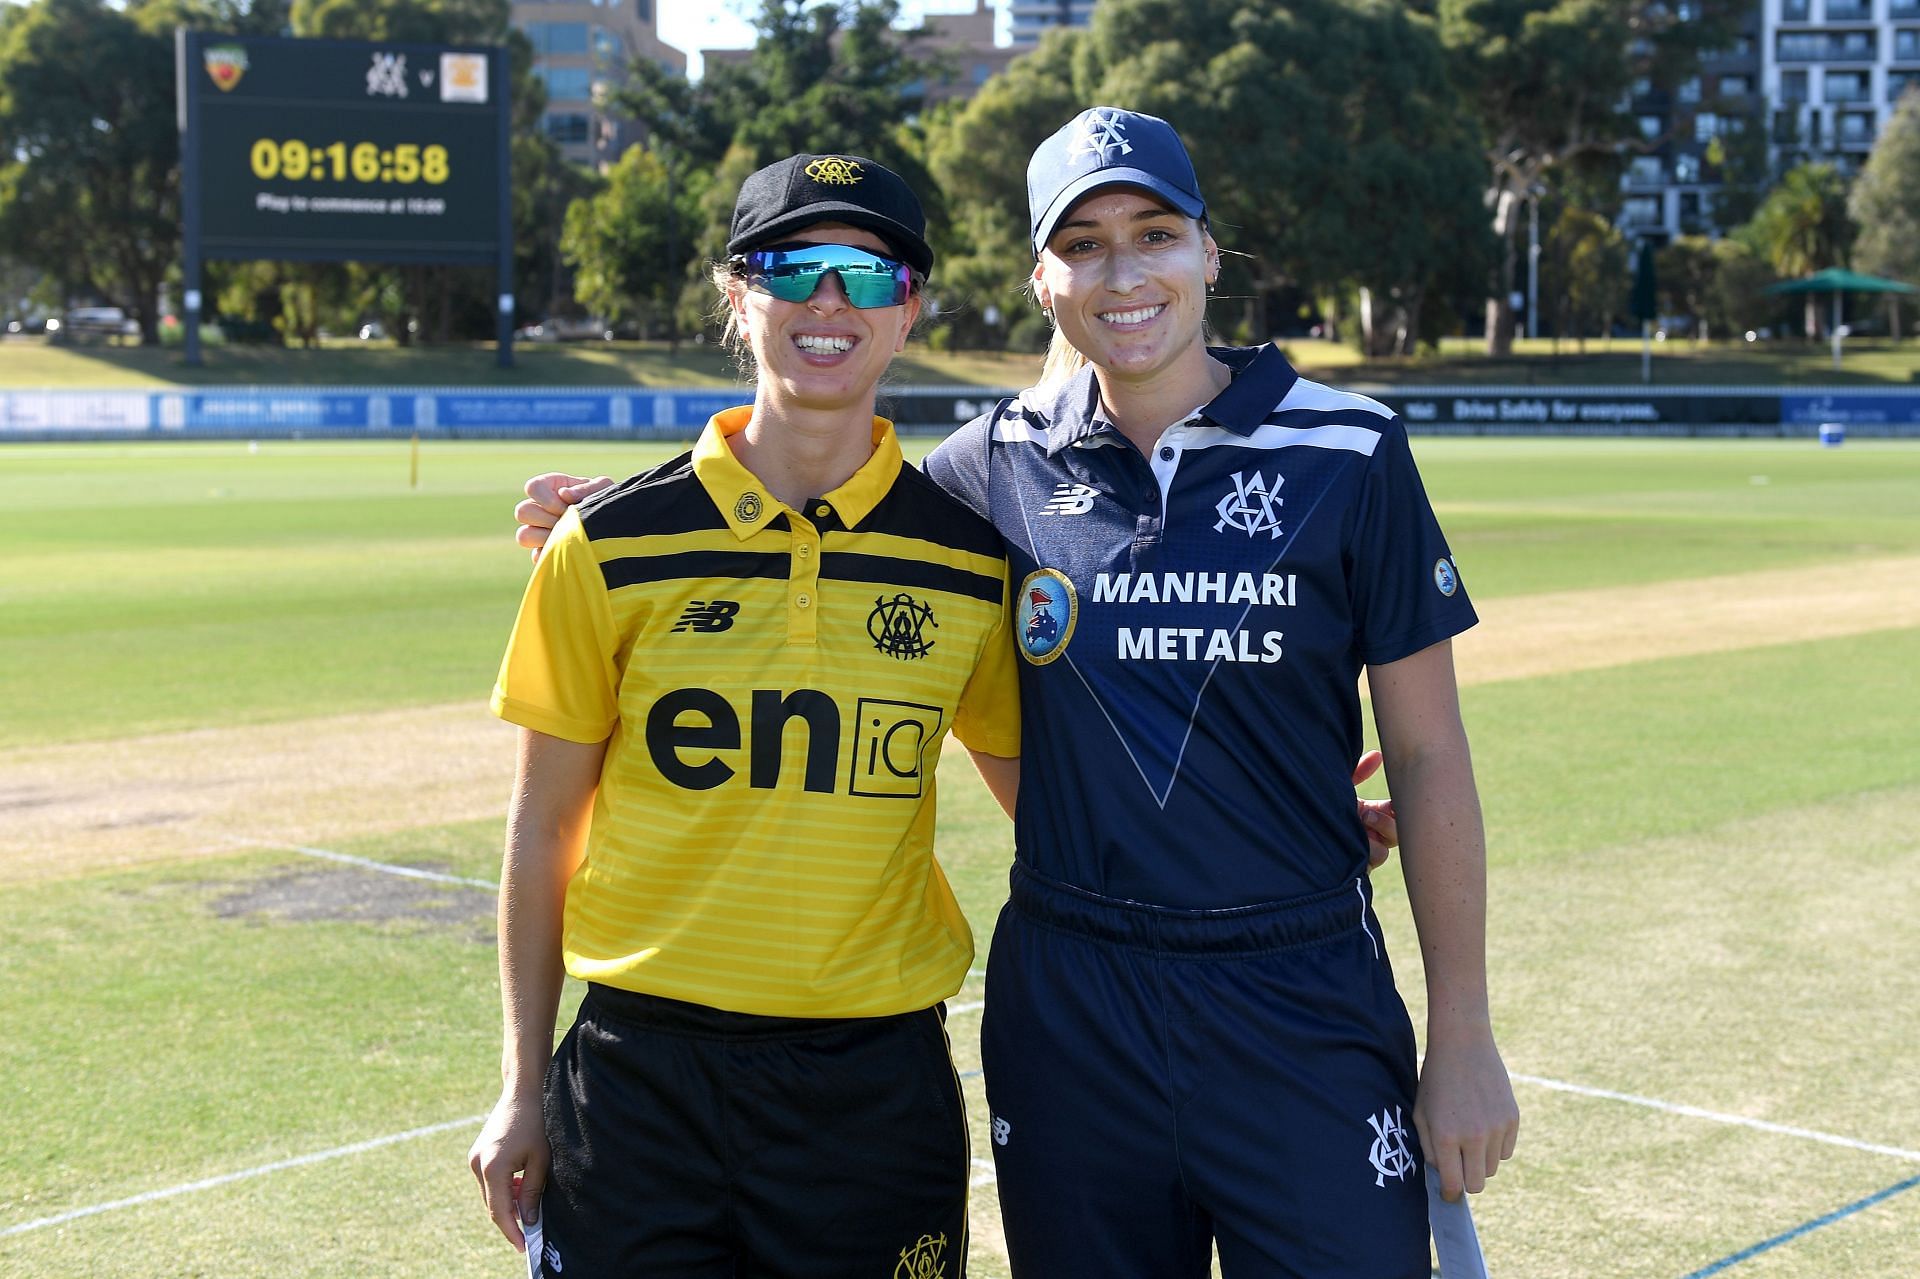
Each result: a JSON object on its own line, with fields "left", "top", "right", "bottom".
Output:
{"left": 672, "top": 601, "right": 740, "bottom": 633}
{"left": 991, "top": 1114, "right": 1011, "bottom": 1146}
{"left": 1039, "top": 483, "right": 1098, "bottom": 516}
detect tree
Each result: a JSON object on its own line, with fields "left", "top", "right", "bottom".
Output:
{"left": 1538, "top": 204, "right": 1626, "bottom": 351}
{"left": 1439, "top": 0, "right": 1749, "bottom": 354}
{"left": 1656, "top": 235, "right": 1717, "bottom": 342}
{"left": 917, "top": 32, "right": 1087, "bottom": 348}
{"left": 1704, "top": 237, "right": 1777, "bottom": 339}
{"left": 1738, "top": 162, "right": 1853, "bottom": 338}
{"left": 614, "top": 0, "right": 939, "bottom": 304}
{"left": 561, "top": 146, "right": 708, "bottom": 345}
{"left": 1849, "top": 88, "right": 1920, "bottom": 336}
{"left": 0, "top": 0, "right": 182, "bottom": 343}
{"left": 1080, "top": 0, "right": 1488, "bottom": 354}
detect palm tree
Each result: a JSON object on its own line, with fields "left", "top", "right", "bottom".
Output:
{"left": 1738, "top": 164, "right": 1856, "bottom": 338}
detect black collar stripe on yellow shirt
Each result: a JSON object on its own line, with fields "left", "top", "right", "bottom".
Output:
{"left": 818, "top": 552, "right": 1001, "bottom": 604}
{"left": 489, "top": 406, "right": 1022, "bottom": 1018}
{"left": 602, "top": 550, "right": 790, "bottom": 591}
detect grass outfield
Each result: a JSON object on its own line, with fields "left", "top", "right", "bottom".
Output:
{"left": 1, "top": 439, "right": 1917, "bottom": 1276}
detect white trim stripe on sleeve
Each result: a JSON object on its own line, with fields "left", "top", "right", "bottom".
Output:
{"left": 1182, "top": 422, "right": 1382, "bottom": 456}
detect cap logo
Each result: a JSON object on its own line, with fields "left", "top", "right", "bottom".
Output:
{"left": 1068, "top": 109, "right": 1133, "bottom": 162}
{"left": 804, "top": 157, "right": 864, "bottom": 186}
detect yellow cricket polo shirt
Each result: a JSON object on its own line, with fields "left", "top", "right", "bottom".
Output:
{"left": 492, "top": 407, "right": 1020, "bottom": 1017}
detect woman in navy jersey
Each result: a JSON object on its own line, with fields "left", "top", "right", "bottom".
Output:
{"left": 518, "top": 108, "right": 1516, "bottom": 1279}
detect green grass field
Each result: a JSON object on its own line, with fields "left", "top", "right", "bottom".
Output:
{"left": 2, "top": 438, "right": 1917, "bottom": 1276}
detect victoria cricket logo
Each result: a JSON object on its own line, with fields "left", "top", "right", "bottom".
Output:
{"left": 893, "top": 1232, "right": 949, "bottom": 1279}
{"left": 869, "top": 593, "right": 937, "bottom": 659}
{"left": 1069, "top": 108, "right": 1133, "bottom": 161}
{"left": 366, "top": 52, "right": 409, "bottom": 98}
{"left": 1213, "top": 470, "right": 1285, "bottom": 538}
{"left": 1366, "top": 1106, "right": 1416, "bottom": 1187}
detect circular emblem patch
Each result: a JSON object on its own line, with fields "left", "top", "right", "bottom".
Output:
{"left": 1017, "top": 568, "right": 1077, "bottom": 665}
{"left": 733, "top": 492, "right": 763, "bottom": 523}
{"left": 1433, "top": 557, "right": 1459, "bottom": 598}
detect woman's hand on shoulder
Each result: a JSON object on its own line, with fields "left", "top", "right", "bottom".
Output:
{"left": 517, "top": 473, "right": 614, "bottom": 558}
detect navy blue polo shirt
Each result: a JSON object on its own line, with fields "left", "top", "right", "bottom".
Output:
{"left": 923, "top": 345, "right": 1474, "bottom": 908}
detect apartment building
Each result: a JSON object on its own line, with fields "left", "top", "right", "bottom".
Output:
{"left": 1620, "top": 7, "right": 1764, "bottom": 240}
{"left": 1765, "top": 0, "right": 1920, "bottom": 172}
{"left": 511, "top": 0, "right": 687, "bottom": 168}
{"left": 1624, "top": 0, "right": 1920, "bottom": 240}
{"left": 1008, "top": 0, "right": 1098, "bottom": 47}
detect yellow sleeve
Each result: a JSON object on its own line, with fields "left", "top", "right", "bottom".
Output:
{"left": 952, "top": 569, "right": 1021, "bottom": 758}
{"left": 490, "top": 509, "right": 622, "bottom": 744}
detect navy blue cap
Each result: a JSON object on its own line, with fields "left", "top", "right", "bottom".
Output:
{"left": 1027, "top": 107, "right": 1206, "bottom": 255}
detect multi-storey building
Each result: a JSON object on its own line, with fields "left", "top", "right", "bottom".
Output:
{"left": 1765, "top": 0, "right": 1920, "bottom": 174}
{"left": 1624, "top": 0, "right": 1920, "bottom": 241}
{"left": 511, "top": 0, "right": 686, "bottom": 168}
{"left": 1620, "top": 8, "right": 1763, "bottom": 241}
{"left": 1009, "top": 0, "right": 1098, "bottom": 47}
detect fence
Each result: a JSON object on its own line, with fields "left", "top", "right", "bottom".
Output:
{"left": 4, "top": 384, "right": 1919, "bottom": 440}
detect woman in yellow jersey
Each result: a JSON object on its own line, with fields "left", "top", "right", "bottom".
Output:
{"left": 468, "top": 154, "right": 1022, "bottom": 1279}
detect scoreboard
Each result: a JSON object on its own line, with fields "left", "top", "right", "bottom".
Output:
{"left": 178, "top": 31, "right": 507, "bottom": 263}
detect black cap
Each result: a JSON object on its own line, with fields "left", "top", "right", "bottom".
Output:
{"left": 728, "top": 153, "right": 934, "bottom": 279}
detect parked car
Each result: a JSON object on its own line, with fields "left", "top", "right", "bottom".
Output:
{"left": 54, "top": 307, "right": 140, "bottom": 343}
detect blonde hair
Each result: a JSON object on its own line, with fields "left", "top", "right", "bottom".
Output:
{"left": 1037, "top": 324, "right": 1090, "bottom": 387}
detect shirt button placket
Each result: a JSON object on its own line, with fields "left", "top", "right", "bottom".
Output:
{"left": 790, "top": 517, "right": 820, "bottom": 645}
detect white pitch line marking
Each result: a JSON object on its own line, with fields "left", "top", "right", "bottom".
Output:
{"left": 1512, "top": 1073, "right": 1920, "bottom": 1163}
{"left": 971, "top": 1157, "right": 998, "bottom": 1186}
{"left": 0, "top": 1115, "right": 485, "bottom": 1238}
{"left": 949, "top": 1000, "right": 984, "bottom": 1015}
{"left": 221, "top": 836, "right": 499, "bottom": 891}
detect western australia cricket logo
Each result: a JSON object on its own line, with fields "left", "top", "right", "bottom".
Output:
{"left": 203, "top": 44, "right": 249, "bottom": 92}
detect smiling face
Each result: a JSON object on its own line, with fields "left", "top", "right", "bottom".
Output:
{"left": 729, "top": 222, "right": 922, "bottom": 415}
{"left": 1032, "top": 188, "right": 1218, "bottom": 390}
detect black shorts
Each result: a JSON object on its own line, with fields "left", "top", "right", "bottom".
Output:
{"left": 536, "top": 984, "right": 969, "bottom": 1279}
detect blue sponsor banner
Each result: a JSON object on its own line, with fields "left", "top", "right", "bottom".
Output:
{"left": 655, "top": 390, "right": 754, "bottom": 428}
{"left": 176, "top": 391, "right": 371, "bottom": 429}
{"left": 430, "top": 393, "right": 618, "bottom": 429}
{"left": 1780, "top": 393, "right": 1920, "bottom": 428}
{"left": 7, "top": 384, "right": 1920, "bottom": 440}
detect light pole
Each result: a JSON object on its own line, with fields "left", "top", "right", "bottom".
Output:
{"left": 1526, "top": 186, "right": 1542, "bottom": 342}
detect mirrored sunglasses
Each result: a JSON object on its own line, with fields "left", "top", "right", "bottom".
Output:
{"left": 741, "top": 244, "right": 914, "bottom": 310}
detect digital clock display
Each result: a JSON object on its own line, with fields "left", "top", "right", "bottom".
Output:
{"left": 248, "top": 140, "right": 451, "bottom": 185}
{"left": 181, "top": 33, "right": 504, "bottom": 263}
